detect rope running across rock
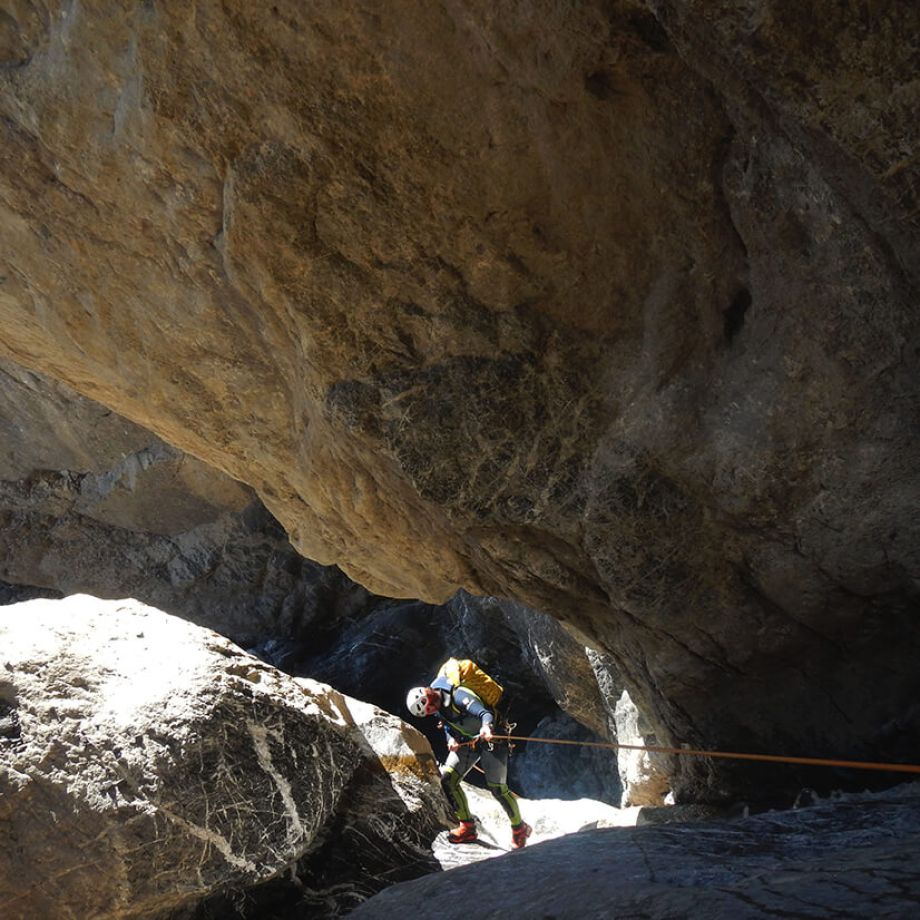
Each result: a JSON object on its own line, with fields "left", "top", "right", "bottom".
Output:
{"left": 459, "top": 733, "right": 920, "bottom": 775}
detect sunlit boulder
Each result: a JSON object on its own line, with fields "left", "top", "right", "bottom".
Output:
{"left": 0, "top": 595, "right": 446, "bottom": 919}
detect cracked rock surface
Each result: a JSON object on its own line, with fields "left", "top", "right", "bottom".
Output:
{"left": 0, "top": 595, "right": 447, "bottom": 920}
{"left": 0, "top": 358, "right": 637, "bottom": 810}
{"left": 0, "top": 1, "right": 917, "bottom": 800}
{"left": 352, "top": 784, "right": 920, "bottom": 920}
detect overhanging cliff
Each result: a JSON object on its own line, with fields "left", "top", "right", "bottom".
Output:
{"left": 1, "top": 1, "right": 917, "bottom": 798}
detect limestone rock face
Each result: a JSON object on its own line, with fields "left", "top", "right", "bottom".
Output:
{"left": 352, "top": 784, "right": 920, "bottom": 920}
{"left": 0, "top": 358, "right": 372, "bottom": 644}
{"left": 510, "top": 713, "right": 623, "bottom": 807}
{"left": 496, "top": 598, "right": 613, "bottom": 742}
{"left": 0, "top": 596, "right": 446, "bottom": 920}
{"left": 0, "top": 2, "right": 918, "bottom": 799}
{"left": 273, "top": 590, "right": 629, "bottom": 802}
{"left": 615, "top": 690, "right": 672, "bottom": 807}
{"left": 0, "top": 358, "right": 158, "bottom": 482}
{"left": 0, "top": 354, "right": 632, "bottom": 809}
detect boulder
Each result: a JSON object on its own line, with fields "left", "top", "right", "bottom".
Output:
{"left": 0, "top": 595, "right": 446, "bottom": 920}
{"left": 0, "top": 1, "right": 917, "bottom": 800}
{"left": 351, "top": 784, "right": 920, "bottom": 919}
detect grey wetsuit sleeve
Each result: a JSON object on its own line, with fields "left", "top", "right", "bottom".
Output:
{"left": 452, "top": 687, "right": 494, "bottom": 726}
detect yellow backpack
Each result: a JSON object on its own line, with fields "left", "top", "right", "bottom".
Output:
{"left": 437, "top": 658, "right": 504, "bottom": 709}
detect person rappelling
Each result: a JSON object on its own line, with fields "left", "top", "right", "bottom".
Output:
{"left": 406, "top": 657, "right": 532, "bottom": 848}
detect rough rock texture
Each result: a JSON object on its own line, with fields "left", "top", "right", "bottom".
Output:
{"left": 495, "top": 596, "right": 613, "bottom": 741}
{"left": 352, "top": 784, "right": 920, "bottom": 920}
{"left": 0, "top": 358, "right": 372, "bottom": 644}
{"left": 0, "top": 578, "right": 59, "bottom": 604}
{"left": 615, "top": 689, "right": 673, "bottom": 806}
{"left": 510, "top": 713, "right": 622, "bottom": 806}
{"left": 0, "top": 351, "right": 634, "bottom": 807}
{"left": 0, "top": 1, "right": 918, "bottom": 800}
{"left": 282, "top": 595, "right": 560, "bottom": 746}
{"left": 0, "top": 358, "right": 250, "bottom": 520}
{"left": 0, "top": 595, "right": 446, "bottom": 920}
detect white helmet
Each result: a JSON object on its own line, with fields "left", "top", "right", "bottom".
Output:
{"left": 406, "top": 686, "right": 440, "bottom": 718}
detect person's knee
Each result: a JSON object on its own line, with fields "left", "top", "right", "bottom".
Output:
{"left": 441, "top": 768, "right": 460, "bottom": 793}
{"left": 487, "top": 781, "right": 510, "bottom": 799}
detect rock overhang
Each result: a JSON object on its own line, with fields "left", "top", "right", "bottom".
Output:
{"left": 0, "top": 0, "right": 917, "bottom": 801}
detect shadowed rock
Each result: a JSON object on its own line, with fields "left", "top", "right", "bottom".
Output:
{"left": 0, "top": 357, "right": 638, "bottom": 808}
{"left": 0, "top": 357, "right": 373, "bottom": 645}
{"left": 274, "top": 589, "right": 630, "bottom": 804}
{"left": 351, "top": 784, "right": 920, "bottom": 919}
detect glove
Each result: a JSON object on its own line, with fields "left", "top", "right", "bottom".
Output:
{"left": 447, "top": 739, "right": 461, "bottom": 752}
{"left": 478, "top": 723, "right": 493, "bottom": 742}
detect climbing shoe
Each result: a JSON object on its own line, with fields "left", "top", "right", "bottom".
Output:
{"left": 511, "top": 822, "right": 532, "bottom": 849}
{"left": 447, "top": 820, "right": 478, "bottom": 844}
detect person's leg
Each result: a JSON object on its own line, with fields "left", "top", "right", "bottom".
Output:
{"left": 480, "top": 743, "right": 523, "bottom": 827}
{"left": 441, "top": 747, "right": 479, "bottom": 840}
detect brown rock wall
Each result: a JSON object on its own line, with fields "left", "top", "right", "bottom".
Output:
{"left": 0, "top": 357, "right": 372, "bottom": 644}
{"left": 0, "top": 1, "right": 917, "bottom": 798}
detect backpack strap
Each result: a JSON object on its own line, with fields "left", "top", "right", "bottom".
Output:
{"left": 431, "top": 675, "right": 456, "bottom": 710}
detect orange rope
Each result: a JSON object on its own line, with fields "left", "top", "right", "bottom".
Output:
{"left": 461, "top": 734, "right": 920, "bottom": 775}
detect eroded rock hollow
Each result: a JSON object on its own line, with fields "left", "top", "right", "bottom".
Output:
{"left": 1, "top": 1, "right": 918, "bottom": 798}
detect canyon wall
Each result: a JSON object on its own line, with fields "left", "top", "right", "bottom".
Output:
{"left": 0, "top": 358, "right": 371, "bottom": 643}
{"left": 1, "top": 1, "right": 917, "bottom": 798}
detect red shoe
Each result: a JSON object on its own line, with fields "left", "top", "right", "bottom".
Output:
{"left": 448, "top": 820, "right": 477, "bottom": 844}
{"left": 511, "top": 822, "right": 532, "bottom": 849}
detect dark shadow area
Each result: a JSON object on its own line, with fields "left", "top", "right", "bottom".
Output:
{"left": 0, "top": 579, "right": 61, "bottom": 604}
{"left": 723, "top": 286, "right": 751, "bottom": 343}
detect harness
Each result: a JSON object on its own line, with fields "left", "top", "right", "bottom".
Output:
{"left": 435, "top": 679, "right": 488, "bottom": 739}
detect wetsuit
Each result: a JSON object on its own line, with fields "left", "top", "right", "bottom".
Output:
{"left": 431, "top": 675, "right": 522, "bottom": 826}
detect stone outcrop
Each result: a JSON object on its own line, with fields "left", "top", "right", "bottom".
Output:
{"left": 0, "top": 1, "right": 917, "bottom": 800}
{"left": 0, "top": 355, "right": 637, "bottom": 807}
{"left": 510, "top": 713, "right": 622, "bottom": 806}
{"left": 0, "top": 358, "right": 372, "bottom": 645}
{"left": 351, "top": 784, "right": 920, "bottom": 919}
{"left": 0, "top": 595, "right": 447, "bottom": 920}
{"left": 614, "top": 690, "right": 672, "bottom": 807}
{"left": 495, "top": 597, "right": 613, "bottom": 742}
